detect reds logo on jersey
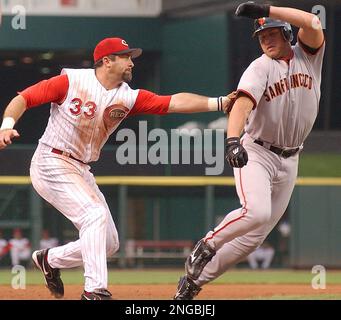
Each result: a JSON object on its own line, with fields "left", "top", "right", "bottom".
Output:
{"left": 109, "top": 109, "right": 126, "bottom": 119}
{"left": 40, "top": 68, "right": 140, "bottom": 163}
{"left": 103, "top": 104, "right": 130, "bottom": 131}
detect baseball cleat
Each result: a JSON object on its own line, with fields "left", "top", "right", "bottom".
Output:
{"left": 81, "top": 289, "right": 113, "bottom": 300}
{"left": 174, "top": 275, "right": 201, "bottom": 300}
{"left": 32, "top": 249, "right": 64, "bottom": 299}
{"left": 185, "top": 239, "right": 216, "bottom": 280}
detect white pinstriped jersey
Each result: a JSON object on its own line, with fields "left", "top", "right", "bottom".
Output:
{"left": 39, "top": 68, "right": 139, "bottom": 163}
{"left": 9, "top": 238, "right": 30, "bottom": 251}
{"left": 238, "top": 41, "right": 325, "bottom": 148}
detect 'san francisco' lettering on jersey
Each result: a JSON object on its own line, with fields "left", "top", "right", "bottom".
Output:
{"left": 264, "top": 72, "right": 313, "bottom": 101}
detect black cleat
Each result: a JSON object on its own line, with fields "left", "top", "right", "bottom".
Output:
{"left": 185, "top": 239, "right": 216, "bottom": 280}
{"left": 174, "top": 275, "right": 201, "bottom": 300}
{"left": 32, "top": 249, "right": 64, "bottom": 299}
{"left": 81, "top": 289, "right": 113, "bottom": 300}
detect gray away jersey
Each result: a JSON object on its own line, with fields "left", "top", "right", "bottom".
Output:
{"left": 237, "top": 41, "right": 325, "bottom": 148}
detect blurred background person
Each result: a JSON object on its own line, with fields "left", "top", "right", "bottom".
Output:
{"left": 9, "top": 228, "right": 31, "bottom": 266}
{"left": 247, "top": 242, "right": 275, "bottom": 270}
{"left": 40, "top": 229, "right": 59, "bottom": 250}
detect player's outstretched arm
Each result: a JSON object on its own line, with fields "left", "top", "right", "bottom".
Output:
{"left": 0, "top": 95, "right": 26, "bottom": 149}
{"left": 167, "top": 91, "right": 237, "bottom": 114}
{"left": 235, "top": 2, "right": 324, "bottom": 49}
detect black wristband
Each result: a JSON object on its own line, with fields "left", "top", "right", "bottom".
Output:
{"left": 226, "top": 137, "right": 240, "bottom": 145}
{"left": 218, "top": 96, "right": 223, "bottom": 111}
{"left": 235, "top": 2, "right": 270, "bottom": 19}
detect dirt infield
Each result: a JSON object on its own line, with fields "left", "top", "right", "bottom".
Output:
{"left": 1, "top": 284, "right": 340, "bottom": 300}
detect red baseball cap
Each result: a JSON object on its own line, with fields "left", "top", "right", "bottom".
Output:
{"left": 93, "top": 37, "right": 142, "bottom": 63}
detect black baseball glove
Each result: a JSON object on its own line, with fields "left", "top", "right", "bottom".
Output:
{"left": 225, "top": 137, "right": 248, "bottom": 168}
{"left": 235, "top": 1, "right": 270, "bottom": 19}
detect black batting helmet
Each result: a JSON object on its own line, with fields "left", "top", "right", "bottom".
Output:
{"left": 253, "top": 17, "right": 293, "bottom": 42}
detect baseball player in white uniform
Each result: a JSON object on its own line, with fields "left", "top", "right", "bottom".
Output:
{"left": 0, "top": 37, "right": 235, "bottom": 300}
{"left": 9, "top": 228, "right": 31, "bottom": 266}
{"left": 175, "top": 2, "right": 325, "bottom": 299}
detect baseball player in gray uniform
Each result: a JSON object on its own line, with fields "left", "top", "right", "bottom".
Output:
{"left": 0, "top": 38, "right": 235, "bottom": 300}
{"left": 174, "top": 2, "right": 325, "bottom": 299}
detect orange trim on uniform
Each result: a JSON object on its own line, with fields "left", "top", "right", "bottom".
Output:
{"left": 204, "top": 167, "right": 248, "bottom": 242}
{"left": 298, "top": 36, "right": 325, "bottom": 56}
{"left": 237, "top": 89, "right": 257, "bottom": 110}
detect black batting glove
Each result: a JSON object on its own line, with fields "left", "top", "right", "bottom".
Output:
{"left": 225, "top": 137, "right": 248, "bottom": 168}
{"left": 235, "top": 1, "right": 270, "bottom": 19}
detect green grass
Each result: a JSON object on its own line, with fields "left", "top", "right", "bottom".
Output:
{"left": 2, "top": 268, "right": 340, "bottom": 300}
{"left": 298, "top": 154, "right": 341, "bottom": 177}
{"left": 2, "top": 268, "right": 341, "bottom": 285}
{"left": 3, "top": 269, "right": 180, "bottom": 285}
{"left": 212, "top": 270, "right": 341, "bottom": 284}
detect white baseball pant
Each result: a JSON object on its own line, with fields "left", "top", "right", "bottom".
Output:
{"left": 30, "top": 143, "right": 119, "bottom": 292}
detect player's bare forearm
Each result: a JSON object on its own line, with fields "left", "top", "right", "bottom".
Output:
{"left": 0, "top": 95, "right": 26, "bottom": 149}
{"left": 270, "top": 6, "right": 319, "bottom": 30}
{"left": 167, "top": 92, "right": 235, "bottom": 114}
{"left": 270, "top": 6, "right": 324, "bottom": 48}
{"left": 168, "top": 93, "right": 213, "bottom": 113}
{"left": 227, "top": 96, "right": 253, "bottom": 138}
{"left": 3, "top": 95, "right": 27, "bottom": 121}
{"left": 236, "top": 2, "right": 324, "bottom": 48}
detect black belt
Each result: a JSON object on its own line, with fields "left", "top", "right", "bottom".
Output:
{"left": 254, "top": 140, "right": 300, "bottom": 158}
{"left": 51, "top": 148, "right": 86, "bottom": 164}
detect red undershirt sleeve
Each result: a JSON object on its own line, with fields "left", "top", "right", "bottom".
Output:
{"left": 18, "top": 74, "right": 69, "bottom": 109}
{"left": 128, "top": 89, "right": 171, "bottom": 117}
